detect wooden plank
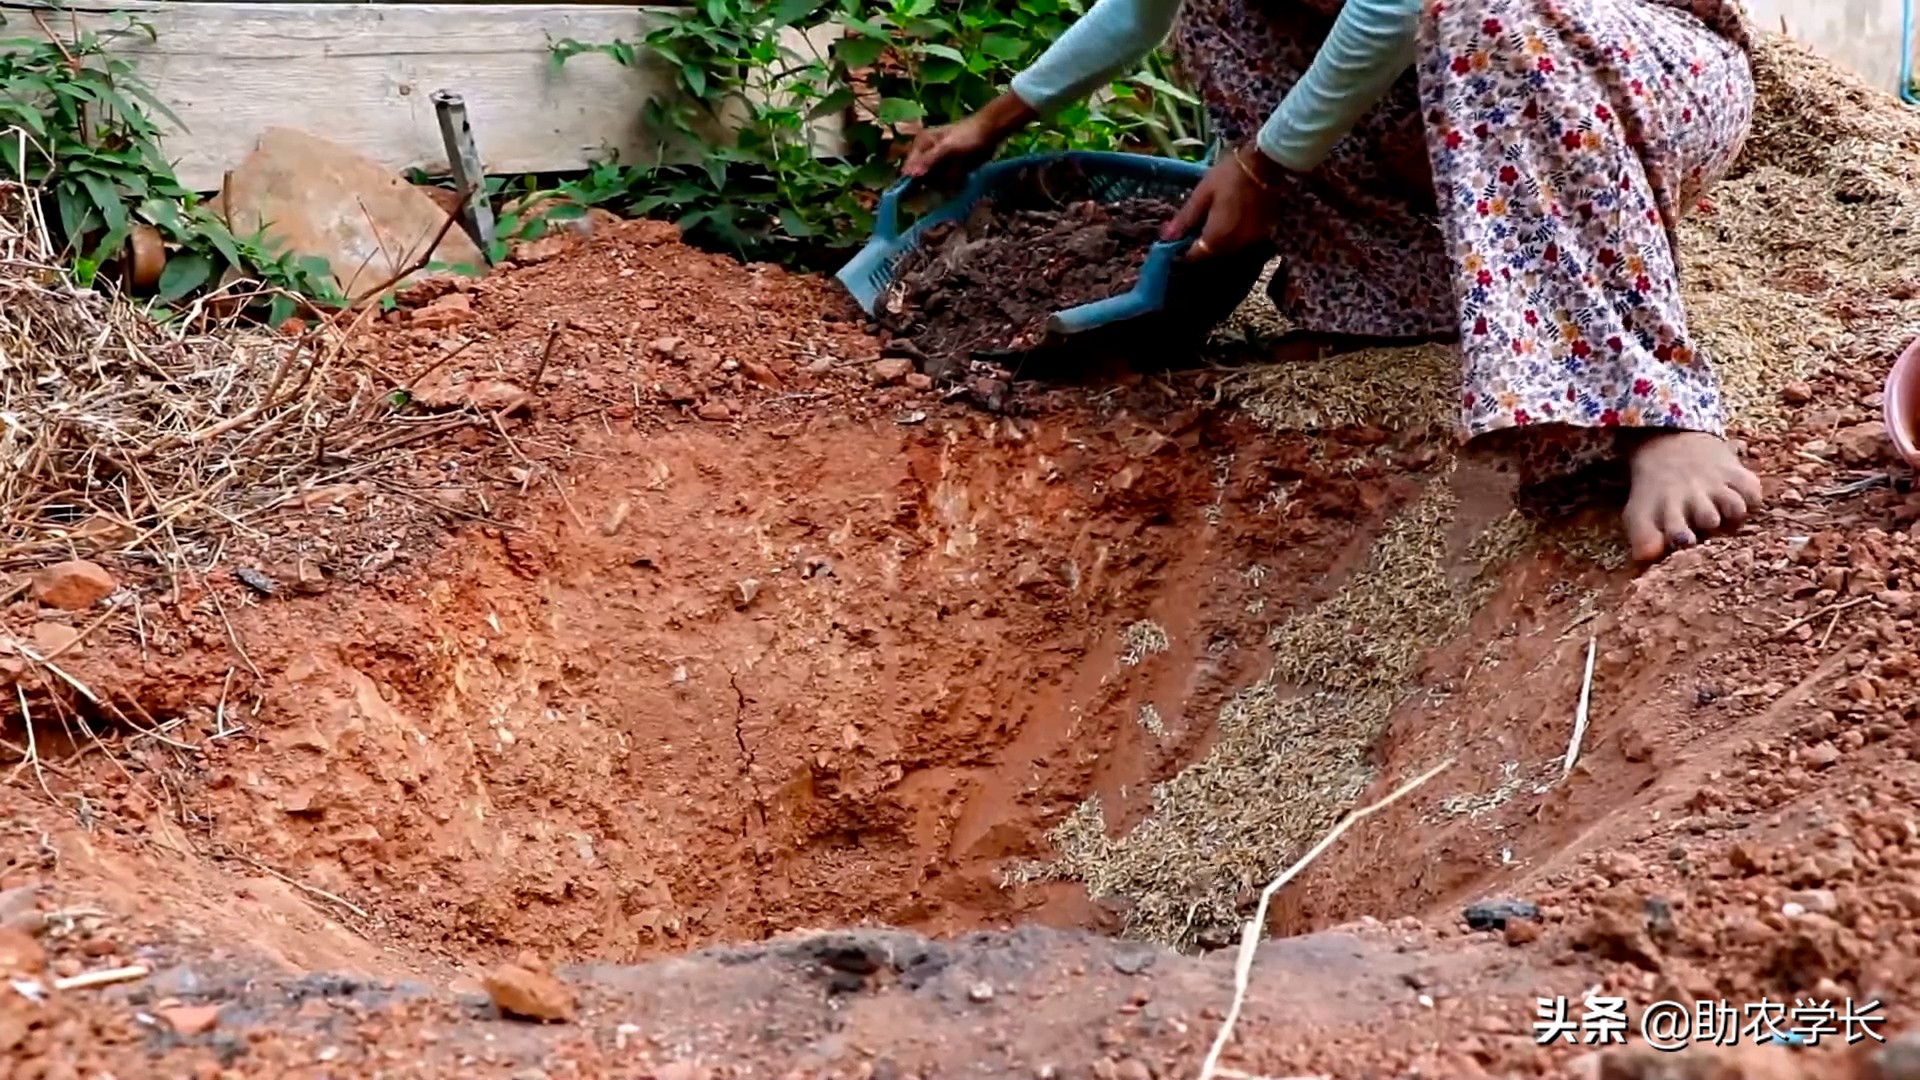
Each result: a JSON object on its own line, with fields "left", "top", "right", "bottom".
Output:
{"left": 13, "top": 2, "right": 696, "bottom": 190}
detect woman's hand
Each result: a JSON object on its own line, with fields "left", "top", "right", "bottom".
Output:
{"left": 902, "top": 92, "right": 1039, "bottom": 188}
{"left": 1162, "top": 143, "right": 1290, "bottom": 260}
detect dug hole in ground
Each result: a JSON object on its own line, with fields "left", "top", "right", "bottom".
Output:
{"left": 6, "top": 38, "right": 1920, "bottom": 1080}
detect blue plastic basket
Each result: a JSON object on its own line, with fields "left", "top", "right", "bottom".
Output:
{"left": 836, "top": 150, "right": 1219, "bottom": 338}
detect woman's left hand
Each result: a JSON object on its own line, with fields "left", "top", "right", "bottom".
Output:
{"left": 1161, "top": 143, "right": 1289, "bottom": 261}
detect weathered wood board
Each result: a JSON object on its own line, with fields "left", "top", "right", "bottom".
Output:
{"left": 7, "top": 1, "right": 717, "bottom": 190}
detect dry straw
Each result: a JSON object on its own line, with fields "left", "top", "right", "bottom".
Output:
{"left": 0, "top": 174, "right": 442, "bottom": 578}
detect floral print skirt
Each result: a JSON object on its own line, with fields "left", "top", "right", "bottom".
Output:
{"left": 1170, "top": 0, "right": 1754, "bottom": 476}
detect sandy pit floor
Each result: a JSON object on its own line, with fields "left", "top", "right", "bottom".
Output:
{"left": 5, "top": 35, "right": 1920, "bottom": 1080}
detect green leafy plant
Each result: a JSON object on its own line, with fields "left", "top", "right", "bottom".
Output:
{"left": 1, "top": 18, "right": 345, "bottom": 321}
{"left": 547, "top": 0, "right": 1206, "bottom": 265}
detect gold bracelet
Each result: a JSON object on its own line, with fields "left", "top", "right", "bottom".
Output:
{"left": 1231, "top": 144, "right": 1277, "bottom": 191}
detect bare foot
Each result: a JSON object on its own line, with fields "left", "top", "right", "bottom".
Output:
{"left": 1623, "top": 431, "right": 1764, "bottom": 562}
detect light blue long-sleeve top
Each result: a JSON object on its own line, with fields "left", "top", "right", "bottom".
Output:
{"left": 1007, "top": 0, "right": 1422, "bottom": 173}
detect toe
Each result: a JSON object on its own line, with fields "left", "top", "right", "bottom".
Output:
{"left": 1730, "top": 466, "right": 1765, "bottom": 509}
{"left": 1710, "top": 484, "right": 1749, "bottom": 528}
{"left": 1656, "top": 492, "right": 1698, "bottom": 554}
{"left": 1685, "top": 488, "right": 1724, "bottom": 535}
{"left": 1624, "top": 489, "right": 1669, "bottom": 562}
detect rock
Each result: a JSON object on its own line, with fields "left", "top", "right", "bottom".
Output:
{"left": 157, "top": 1004, "right": 222, "bottom": 1036}
{"left": 967, "top": 981, "right": 995, "bottom": 1003}
{"left": 872, "top": 358, "right": 914, "bottom": 385}
{"left": 484, "top": 963, "right": 575, "bottom": 1022}
{"left": 696, "top": 401, "right": 733, "bottom": 422}
{"left": 1463, "top": 898, "right": 1540, "bottom": 931}
{"left": 1782, "top": 381, "right": 1814, "bottom": 407}
{"left": 1504, "top": 920, "right": 1543, "bottom": 946}
{"left": 1785, "top": 889, "right": 1838, "bottom": 915}
{"left": 1113, "top": 1060, "right": 1152, "bottom": 1080}
{"left": 0, "top": 927, "right": 45, "bottom": 975}
{"left": 905, "top": 373, "right": 934, "bottom": 392}
{"left": 740, "top": 359, "right": 783, "bottom": 388}
{"left": 411, "top": 293, "right": 475, "bottom": 330}
{"left": 30, "top": 560, "right": 116, "bottom": 610}
{"left": 293, "top": 558, "right": 328, "bottom": 595}
{"left": 652, "top": 1063, "right": 709, "bottom": 1080}
{"left": 1803, "top": 742, "right": 1841, "bottom": 769}
{"left": 29, "top": 622, "right": 81, "bottom": 658}
{"left": 214, "top": 127, "right": 486, "bottom": 300}
{"left": 0, "top": 885, "right": 38, "bottom": 933}
{"left": 650, "top": 337, "right": 685, "bottom": 360}
{"left": 235, "top": 566, "right": 278, "bottom": 597}
{"left": 509, "top": 234, "right": 574, "bottom": 265}
{"left": 1601, "top": 853, "right": 1647, "bottom": 881}
{"left": 1834, "top": 421, "right": 1892, "bottom": 467}
{"left": 1575, "top": 897, "right": 1663, "bottom": 971}
{"left": 1110, "top": 949, "right": 1156, "bottom": 976}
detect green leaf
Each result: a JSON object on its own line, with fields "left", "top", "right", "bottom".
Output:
{"left": 268, "top": 294, "right": 296, "bottom": 328}
{"left": 776, "top": 207, "right": 817, "bottom": 238}
{"left": 683, "top": 63, "right": 708, "bottom": 98}
{"left": 833, "top": 36, "right": 886, "bottom": 68}
{"left": 873, "top": 97, "right": 924, "bottom": 125}
{"left": 916, "top": 43, "right": 965, "bottom": 63}
{"left": 979, "top": 33, "right": 1028, "bottom": 61}
{"left": 769, "top": 0, "right": 826, "bottom": 27}
{"left": 156, "top": 251, "right": 213, "bottom": 303}
{"left": 75, "top": 171, "right": 128, "bottom": 233}
{"left": 807, "top": 86, "right": 855, "bottom": 121}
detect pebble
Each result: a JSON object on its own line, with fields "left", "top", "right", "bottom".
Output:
{"left": 695, "top": 401, "right": 733, "bottom": 422}
{"left": 1463, "top": 898, "right": 1540, "bottom": 931}
{"left": 30, "top": 559, "right": 117, "bottom": 611}
{"left": 871, "top": 358, "right": 914, "bottom": 385}
{"left": 157, "top": 1004, "right": 223, "bottom": 1036}
{"left": 967, "top": 981, "right": 995, "bottom": 1003}
{"left": 483, "top": 962, "right": 576, "bottom": 1023}
{"left": 1782, "top": 381, "right": 1814, "bottom": 406}
{"left": 0, "top": 926, "right": 46, "bottom": 975}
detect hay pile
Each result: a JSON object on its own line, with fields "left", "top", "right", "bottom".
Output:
{"left": 1223, "top": 33, "right": 1920, "bottom": 435}
{"left": 1032, "top": 35, "right": 1920, "bottom": 945}
{"left": 0, "top": 182, "right": 407, "bottom": 577}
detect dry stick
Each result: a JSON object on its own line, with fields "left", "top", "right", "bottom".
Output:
{"left": 1561, "top": 636, "right": 1598, "bottom": 778}
{"left": 52, "top": 965, "right": 149, "bottom": 992}
{"left": 1817, "top": 608, "right": 1846, "bottom": 651}
{"left": 1195, "top": 758, "right": 1455, "bottom": 1080}
{"left": 1778, "top": 594, "right": 1872, "bottom": 637}
{"left": 8, "top": 684, "right": 56, "bottom": 803}
{"left": 345, "top": 185, "right": 474, "bottom": 312}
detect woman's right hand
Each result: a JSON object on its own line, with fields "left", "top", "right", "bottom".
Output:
{"left": 901, "top": 93, "right": 1039, "bottom": 187}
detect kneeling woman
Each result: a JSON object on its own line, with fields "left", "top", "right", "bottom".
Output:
{"left": 905, "top": 0, "right": 1763, "bottom": 563}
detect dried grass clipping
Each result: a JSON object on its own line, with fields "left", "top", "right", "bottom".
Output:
{"left": 0, "top": 177, "right": 392, "bottom": 574}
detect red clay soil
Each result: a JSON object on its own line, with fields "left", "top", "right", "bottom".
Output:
{"left": 4, "top": 216, "right": 1920, "bottom": 1080}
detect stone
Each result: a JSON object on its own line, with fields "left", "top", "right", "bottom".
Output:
{"left": 509, "top": 234, "right": 574, "bottom": 265}
{"left": 157, "top": 1004, "right": 223, "bottom": 1036}
{"left": 30, "top": 622, "right": 82, "bottom": 658}
{"left": 30, "top": 560, "right": 116, "bottom": 610}
{"left": 1504, "top": 920, "right": 1543, "bottom": 946}
{"left": 967, "top": 981, "right": 995, "bottom": 1003}
{"left": 483, "top": 963, "right": 575, "bottom": 1022}
{"left": 696, "top": 401, "right": 733, "bottom": 422}
{"left": 652, "top": 1063, "right": 709, "bottom": 1080}
{"left": 1463, "top": 898, "right": 1540, "bottom": 931}
{"left": 1782, "top": 381, "right": 1814, "bottom": 406}
{"left": 0, "top": 926, "right": 45, "bottom": 976}
{"left": 1834, "top": 421, "right": 1893, "bottom": 467}
{"left": 871, "top": 358, "right": 914, "bottom": 385}
{"left": 411, "top": 293, "right": 475, "bottom": 330}
{"left": 214, "top": 127, "right": 487, "bottom": 300}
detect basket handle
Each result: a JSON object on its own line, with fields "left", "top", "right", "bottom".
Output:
{"left": 872, "top": 177, "right": 916, "bottom": 245}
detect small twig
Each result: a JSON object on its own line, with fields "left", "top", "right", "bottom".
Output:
{"left": 52, "top": 965, "right": 149, "bottom": 992}
{"left": 1816, "top": 607, "right": 1846, "bottom": 650}
{"left": 346, "top": 184, "right": 473, "bottom": 310}
{"left": 1196, "top": 758, "right": 1454, "bottom": 1080}
{"left": 1561, "top": 636, "right": 1597, "bottom": 778}
{"left": 1778, "top": 594, "right": 1873, "bottom": 636}
{"left": 532, "top": 320, "right": 561, "bottom": 385}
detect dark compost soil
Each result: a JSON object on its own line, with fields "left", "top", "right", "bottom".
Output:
{"left": 877, "top": 165, "right": 1179, "bottom": 377}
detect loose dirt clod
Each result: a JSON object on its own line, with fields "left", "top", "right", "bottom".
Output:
{"left": 483, "top": 962, "right": 575, "bottom": 1023}
{"left": 28, "top": 561, "right": 116, "bottom": 611}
